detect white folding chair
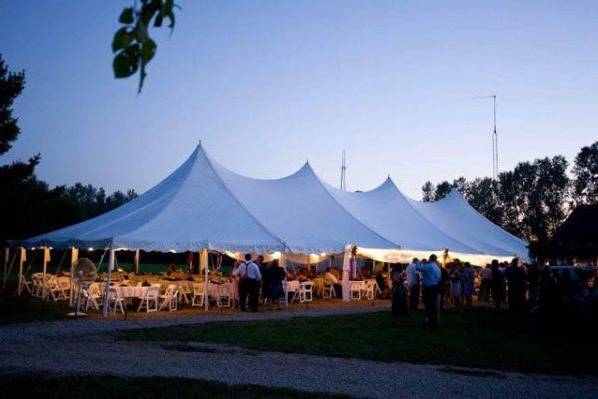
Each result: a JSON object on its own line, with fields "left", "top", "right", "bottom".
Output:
{"left": 18, "top": 274, "right": 33, "bottom": 295}
{"left": 299, "top": 282, "right": 314, "bottom": 303}
{"left": 160, "top": 284, "right": 179, "bottom": 311}
{"left": 55, "top": 277, "right": 71, "bottom": 301}
{"left": 137, "top": 285, "right": 159, "bottom": 312}
{"left": 362, "top": 280, "right": 376, "bottom": 301}
{"left": 350, "top": 282, "right": 362, "bottom": 300}
{"left": 322, "top": 283, "right": 336, "bottom": 299}
{"left": 45, "top": 276, "right": 61, "bottom": 302}
{"left": 178, "top": 282, "right": 193, "bottom": 304}
{"left": 287, "top": 281, "right": 301, "bottom": 303}
{"left": 191, "top": 282, "right": 205, "bottom": 307}
{"left": 83, "top": 283, "right": 102, "bottom": 311}
{"left": 216, "top": 284, "right": 231, "bottom": 308}
{"left": 31, "top": 274, "right": 44, "bottom": 297}
{"left": 107, "top": 287, "right": 125, "bottom": 314}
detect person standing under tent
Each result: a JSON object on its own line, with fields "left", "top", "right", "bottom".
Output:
{"left": 416, "top": 254, "right": 442, "bottom": 329}
{"left": 491, "top": 260, "right": 505, "bottom": 310}
{"left": 448, "top": 260, "right": 464, "bottom": 313}
{"left": 405, "top": 258, "right": 421, "bottom": 311}
{"left": 505, "top": 258, "right": 526, "bottom": 314}
{"left": 390, "top": 267, "right": 408, "bottom": 321}
{"left": 238, "top": 254, "right": 262, "bottom": 312}
{"left": 479, "top": 264, "right": 493, "bottom": 302}
{"left": 324, "top": 266, "right": 342, "bottom": 297}
{"left": 463, "top": 262, "right": 475, "bottom": 308}
{"left": 263, "top": 260, "right": 286, "bottom": 310}
{"left": 231, "top": 261, "right": 242, "bottom": 308}
{"left": 256, "top": 255, "right": 267, "bottom": 276}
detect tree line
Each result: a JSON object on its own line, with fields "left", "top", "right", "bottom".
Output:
{"left": 421, "top": 141, "right": 598, "bottom": 244}
{"left": 0, "top": 55, "right": 137, "bottom": 244}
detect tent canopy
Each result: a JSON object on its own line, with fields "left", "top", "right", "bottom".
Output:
{"left": 13, "top": 144, "right": 528, "bottom": 263}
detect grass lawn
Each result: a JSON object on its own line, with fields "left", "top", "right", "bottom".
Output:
{"left": 0, "top": 374, "right": 350, "bottom": 399}
{"left": 119, "top": 308, "right": 597, "bottom": 374}
{"left": 0, "top": 295, "right": 69, "bottom": 325}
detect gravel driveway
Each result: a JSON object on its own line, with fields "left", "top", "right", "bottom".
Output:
{"left": 0, "top": 307, "right": 597, "bottom": 399}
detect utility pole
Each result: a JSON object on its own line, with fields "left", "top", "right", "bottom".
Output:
{"left": 339, "top": 150, "right": 347, "bottom": 191}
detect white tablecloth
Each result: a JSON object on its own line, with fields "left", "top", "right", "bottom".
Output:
{"left": 349, "top": 281, "right": 367, "bottom": 291}
{"left": 208, "top": 282, "right": 232, "bottom": 297}
{"left": 115, "top": 285, "right": 157, "bottom": 298}
{"left": 285, "top": 280, "right": 301, "bottom": 293}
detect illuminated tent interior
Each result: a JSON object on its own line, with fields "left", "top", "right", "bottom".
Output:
{"left": 10, "top": 143, "right": 528, "bottom": 310}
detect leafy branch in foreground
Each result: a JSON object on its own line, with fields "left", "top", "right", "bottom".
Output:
{"left": 112, "top": 0, "right": 180, "bottom": 93}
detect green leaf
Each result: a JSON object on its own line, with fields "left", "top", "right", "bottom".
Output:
{"left": 111, "top": 27, "right": 133, "bottom": 53}
{"left": 119, "top": 7, "right": 134, "bottom": 24}
{"left": 134, "top": 22, "right": 149, "bottom": 42}
{"left": 140, "top": 38, "right": 157, "bottom": 63}
{"left": 139, "top": 0, "right": 160, "bottom": 25}
{"left": 113, "top": 45, "right": 140, "bottom": 78}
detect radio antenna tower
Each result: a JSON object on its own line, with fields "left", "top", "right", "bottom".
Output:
{"left": 339, "top": 150, "right": 347, "bottom": 190}
{"left": 474, "top": 95, "right": 499, "bottom": 179}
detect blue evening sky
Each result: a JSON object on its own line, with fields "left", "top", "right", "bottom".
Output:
{"left": 0, "top": 1, "right": 597, "bottom": 198}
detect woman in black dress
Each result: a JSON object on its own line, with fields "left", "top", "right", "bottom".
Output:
{"left": 263, "top": 260, "right": 286, "bottom": 310}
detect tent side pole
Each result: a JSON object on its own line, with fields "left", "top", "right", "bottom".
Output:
{"left": 17, "top": 247, "right": 27, "bottom": 295}
{"left": 200, "top": 248, "right": 208, "bottom": 311}
{"left": 42, "top": 247, "right": 49, "bottom": 300}
{"left": 134, "top": 249, "right": 140, "bottom": 274}
{"left": 102, "top": 249, "right": 115, "bottom": 317}
{"left": 69, "top": 247, "right": 78, "bottom": 306}
{"left": 342, "top": 246, "right": 350, "bottom": 302}
{"left": 280, "top": 252, "right": 288, "bottom": 307}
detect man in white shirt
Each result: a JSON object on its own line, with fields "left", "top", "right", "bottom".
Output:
{"left": 415, "top": 254, "right": 442, "bottom": 328}
{"left": 238, "top": 253, "right": 262, "bottom": 312}
{"left": 405, "top": 258, "right": 421, "bottom": 311}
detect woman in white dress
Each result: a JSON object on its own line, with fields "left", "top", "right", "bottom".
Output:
{"left": 231, "top": 261, "right": 242, "bottom": 308}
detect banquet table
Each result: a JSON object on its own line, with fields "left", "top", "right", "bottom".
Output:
{"left": 208, "top": 281, "right": 233, "bottom": 298}
{"left": 114, "top": 285, "right": 159, "bottom": 299}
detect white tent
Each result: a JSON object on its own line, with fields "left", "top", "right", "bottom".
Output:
{"left": 408, "top": 189, "right": 529, "bottom": 262}
{"left": 12, "top": 143, "right": 528, "bottom": 310}
{"left": 20, "top": 145, "right": 285, "bottom": 253}
{"left": 16, "top": 143, "right": 528, "bottom": 260}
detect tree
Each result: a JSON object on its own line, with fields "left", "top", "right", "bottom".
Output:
{"left": 466, "top": 177, "right": 502, "bottom": 225}
{"left": 0, "top": 55, "right": 139, "bottom": 244}
{"left": 113, "top": 0, "right": 180, "bottom": 93}
{"left": 496, "top": 157, "right": 569, "bottom": 242}
{"left": 0, "top": 55, "right": 25, "bottom": 155}
{"left": 497, "top": 170, "right": 521, "bottom": 236}
{"left": 434, "top": 181, "right": 452, "bottom": 201}
{"left": 451, "top": 177, "right": 468, "bottom": 197}
{"left": 572, "top": 141, "right": 598, "bottom": 205}
{"left": 422, "top": 181, "right": 434, "bottom": 202}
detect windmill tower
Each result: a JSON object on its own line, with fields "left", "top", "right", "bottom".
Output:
{"left": 339, "top": 150, "right": 347, "bottom": 191}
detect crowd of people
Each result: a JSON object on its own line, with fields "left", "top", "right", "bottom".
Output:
{"left": 391, "top": 255, "right": 598, "bottom": 330}
{"left": 162, "top": 251, "right": 598, "bottom": 327}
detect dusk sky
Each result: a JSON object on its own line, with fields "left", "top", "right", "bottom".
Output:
{"left": 1, "top": 1, "right": 597, "bottom": 199}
